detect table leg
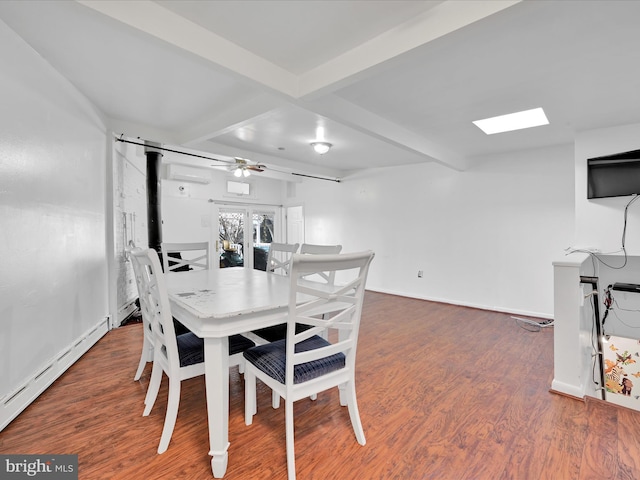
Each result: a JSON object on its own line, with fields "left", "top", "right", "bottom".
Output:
{"left": 204, "top": 336, "right": 230, "bottom": 478}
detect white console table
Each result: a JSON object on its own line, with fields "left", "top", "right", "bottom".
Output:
{"left": 552, "top": 253, "right": 600, "bottom": 399}
{"left": 552, "top": 252, "right": 640, "bottom": 400}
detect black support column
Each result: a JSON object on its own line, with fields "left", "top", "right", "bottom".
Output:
{"left": 144, "top": 141, "right": 163, "bottom": 255}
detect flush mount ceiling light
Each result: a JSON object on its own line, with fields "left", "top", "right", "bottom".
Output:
{"left": 310, "top": 141, "right": 332, "bottom": 155}
{"left": 473, "top": 107, "right": 549, "bottom": 135}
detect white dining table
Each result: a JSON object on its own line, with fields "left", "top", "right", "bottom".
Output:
{"left": 165, "top": 267, "right": 291, "bottom": 478}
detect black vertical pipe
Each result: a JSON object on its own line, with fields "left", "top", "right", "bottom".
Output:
{"left": 144, "top": 142, "right": 163, "bottom": 255}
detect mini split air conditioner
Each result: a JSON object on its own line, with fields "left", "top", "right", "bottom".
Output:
{"left": 166, "top": 164, "right": 211, "bottom": 184}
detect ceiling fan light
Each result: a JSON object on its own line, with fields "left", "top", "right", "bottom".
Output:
{"left": 233, "top": 168, "right": 243, "bottom": 177}
{"left": 311, "top": 142, "right": 332, "bottom": 155}
{"left": 243, "top": 169, "right": 250, "bottom": 177}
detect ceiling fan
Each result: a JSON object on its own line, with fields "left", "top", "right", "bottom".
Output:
{"left": 113, "top": 136, "right": 340, "bottom": 182}
{"left": 230, "top": 157, "right": 265, "bottom": 177}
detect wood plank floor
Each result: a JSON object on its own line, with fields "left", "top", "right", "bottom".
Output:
{"left": 2, "top": 291, "right": 640, "bottom": 479}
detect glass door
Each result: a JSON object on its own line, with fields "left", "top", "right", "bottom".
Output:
{"left": 218, "top": 208, "right": 245, "bottom": 268}
{"left": 252, "top": 211, "right": 275, "bottom": 271}
{"left": 217, "top": 207, "right": 279, "bottom": 269}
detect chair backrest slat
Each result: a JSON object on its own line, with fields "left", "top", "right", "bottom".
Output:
{"left": 300, "top": 243, "right": 342, "bottom": 255}
{"left": 300, "top": 243, "right": 343, "bottom": 284}
{"left": 161, "top": 242, "right": 210, "bottom": 272}
{"left": 266, "top": 242, "right": 299, "bottom": 276}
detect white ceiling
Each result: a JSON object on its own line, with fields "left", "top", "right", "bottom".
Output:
{"left": 1, "top": 0, "right": 639, "bottom": 180}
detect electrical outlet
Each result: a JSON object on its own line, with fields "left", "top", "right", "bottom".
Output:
{"left": 417, "top": 270, "right": 423, "bottom": 278}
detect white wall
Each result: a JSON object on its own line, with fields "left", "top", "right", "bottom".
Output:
{"left": 571, "top": 123, "right": 640, "bottom": 340}
{"left": 0, "top": 20, "right": 109, "bottom": 429}
{"left": 552, "top": 123, "right": 640, "bottom": 399}
{"left": 288, "top": 143, "right": 575, "bottom": 318}
{"left": 113, "top": 139, "right": 148, "bottom": 322}
{"left": 574, "top": 122, "right": 640, "bottom": 255}
{"left": 161, "top": 157, "right": 286, "bottom": 251}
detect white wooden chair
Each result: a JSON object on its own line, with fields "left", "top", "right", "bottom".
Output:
{"left": 254, "top": 243, "right": 343, "bottom": 344}
{"left": 300, "top": 243, "right": 343, "bottom": 284}
{"left": 252, "top": 242, "right": 301, "bottom": 344}
{"left": 132, "top": 302, "right": 154, "bottom": 382}
{"left": 128, "top": 242, "right": 155, "bottom": 382}
{"left": 161, "top": 241, "right": 209, "bottom": 273}
{"left": 266, "top": 242, "right": 299, "bottom": 276}
{"left": 265, "top": 243, "right": 343, "bottom": 401}
{"left": 243, "top": 250, "right": 375, "bottom": 480}
{"left": 161, "top": 241, "right": 211, "bottom": 336}
{"left": 300, "top": 243, "right": 342, "bottom": 255}
{"left": 130, "top": 248, "right": 255, "bottom": 454}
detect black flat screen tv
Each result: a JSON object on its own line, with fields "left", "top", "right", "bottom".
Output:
{"left": 587, "top": 148, "right": 640, "bottom": 199}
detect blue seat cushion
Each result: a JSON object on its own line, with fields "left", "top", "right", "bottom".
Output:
{"left": 229, "top": 334, "right": 256, "bottom": 356}
{"left": 252, "top": 323, "right": 313, "bottom": 342}
{"left": 177, "top": 332, "right": 255, "bottom": 367}
{"left": 243, "top": 335, "right": 345, "bottom": 384}
{"left": 176, "top": 332, "right": 204, "bottom": 367}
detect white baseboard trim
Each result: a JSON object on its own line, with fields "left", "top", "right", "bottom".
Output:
{"left": 550, "top": 379, "right": 585, "bottom": 399}
{"left": 0, "top": 317, "right": 110, "bottom": 432}
{"left": 367, "top": 287, "right": 553, "bottom": 320}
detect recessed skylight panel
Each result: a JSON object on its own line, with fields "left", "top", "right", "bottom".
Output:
{"left": 473, "top": 107, "right": 549, "bottom": 135}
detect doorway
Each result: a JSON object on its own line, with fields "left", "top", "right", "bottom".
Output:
{"left": 217, "top": 206, "right": 278, "bottom": 269}
{"left": 218, "top": 208, "right": 245, "bottom": 268}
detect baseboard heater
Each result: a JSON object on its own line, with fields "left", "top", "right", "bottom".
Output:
{"left": 0, "top": 317, "right": 110, "bottom": 432}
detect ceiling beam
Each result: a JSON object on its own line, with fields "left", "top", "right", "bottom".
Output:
{"left": 176, "top": 93, "right": 283, "bottom": 146}
{"left": 297, "top": 0, "right": 522, "bottom": 99}
{"left": 107, "top": 117, "right": 182, "bottom": 146}
{"left": 78, "top": 0, "right": 519, "bottom": 103}
{"left": 79, "top": 0, "right": 517, "bottom": 172}
{"left": 303, "top": 95, "right": 468, "bottom": 172}
{"left": 77, "top": 0, "right": 298, "bottom": 97}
